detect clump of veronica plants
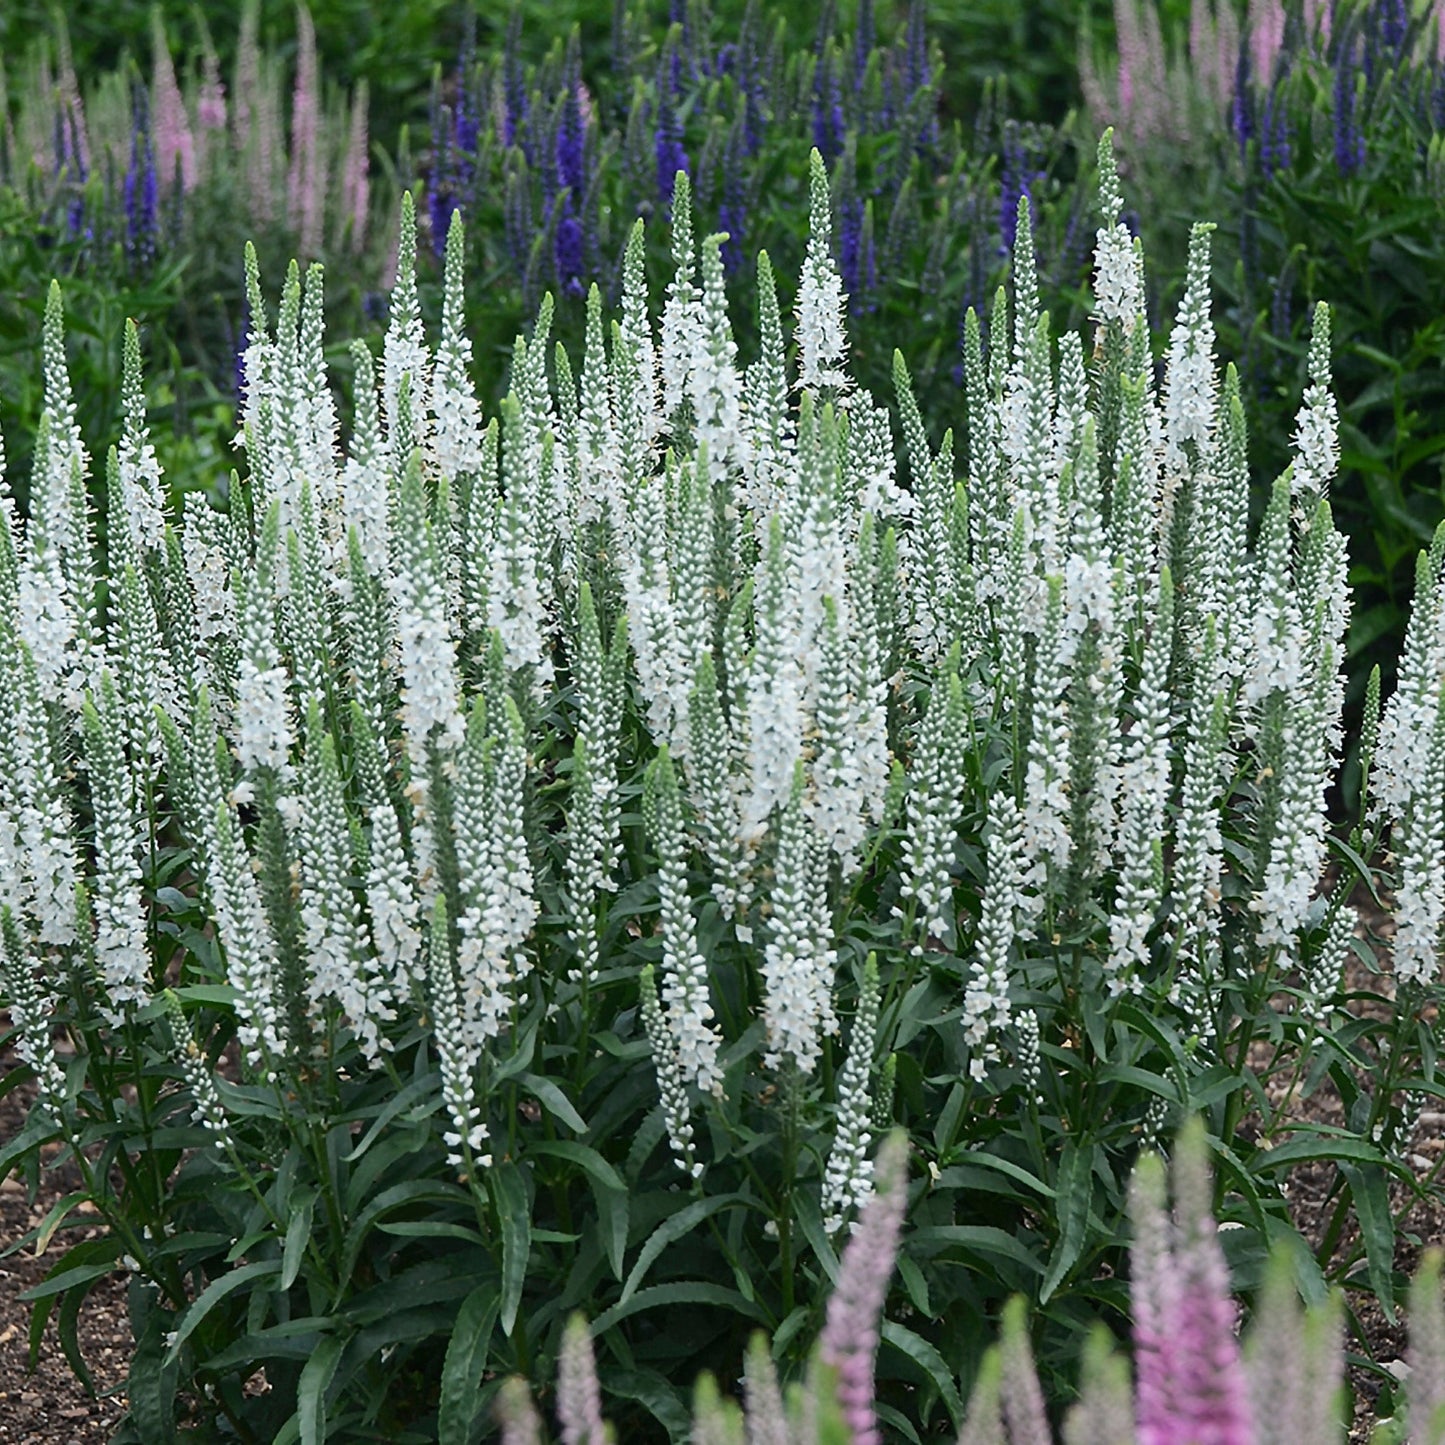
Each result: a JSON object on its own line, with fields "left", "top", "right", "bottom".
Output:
{"left": 1, "top": 132, "right": 1442, "bottom": 1441}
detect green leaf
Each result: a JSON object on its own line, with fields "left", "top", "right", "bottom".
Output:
{"left": 931, "top": 1157, "right": 1055, "bottom": 1200}
{"left": 596, "top": 1180, "right": 629, "bottom": 1283}
{"left": 874, "top": 1401, "right": 923, "bottom": 1444}
{"left": 377, "top": 1222, "right": 486, "bottom": 1244}
{"left": 527, "top": 1140, "right": 628, "bottom": 1280}
{"left": 1341, "top": 1161, "right": 1397, "bottom": 1324}
{"left": 493, "top": 1163, "right": 530, "bottom": 1337}
{"left": 31, "top": 1191, "right": 92, "bottom": 1256}
{"left": 619, "top": 1193, "right": 747, "bottom": 1305}
{"left": 1327, "top": 835, "right": 1386, "bottom": 909}
{"left": 1040, "top": 1139, "right": 1094, "bottom": 1304}
{"left": 26, "top": 1287, "right": 56, "bottom": 1373}
{"left": 1249, "top": 1136, "right": 1390, "bottom": 1171}
{"left": 282, "top": 1190, "right": 317, "bottom": 1293}
{"left": 165, "top": 1260, "right": 281, "bottom": 1366}
{"left": 896, "top": 1252, "right": 932, "bottom": 1318}
{"left": 907, "top": 1225, "right": 1045, "bottom": 1276}
{"left": 298, "top": 1333, "right": 344, "bottom": 1445}
{"left": 933, "top": 1083, "right": 965, "bottom": 1156}
{"left": 127, "top": 1313, "right": 178, "bottom": 1445}
{"left": 438, "top": 1285, "right": 499, "bottom": 1445}
{"left": 0, "top": 1118, "right": 62, "bottom": 1180}
{"left": 343, "top": 1071, "right": 441, "bottom": 1162}
{"left": 880, "top": 1319, "right": 965, "bottom": 1430}
{"left": 202, "top": 1319, "right": 333, "bottom": 1373}
{"left": 519, "top": 1072, "right": 587, "bottom": 1133}
{"left": 604, "top": 1368, "right": 692, "bottom": 1437}
{"left": 339, "top": 1180, "right": 473, "bottom": 1285}
{"left": 57, "top": 1271, "right": 102, "bottom": 1395}
{"left": 169, "top": 984, "right": 241, "bottom": 1008}
{"left": 589, "top": 1281, "right": 769, "bottom": 1335}
{"left": 19, "top": 1260, "right": 121, "bottom": 1302}
{"left": 525, "top": 1140, "right": 624, "bottom": 1193}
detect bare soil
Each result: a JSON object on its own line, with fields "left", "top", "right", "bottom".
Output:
{"left": 0, "top": 1071, "right": 129, "bottom": 1443}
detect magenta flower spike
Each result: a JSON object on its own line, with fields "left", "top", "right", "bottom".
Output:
{"left": 819, "top": 1130, "right": 909, "bottom": 1445}
{"left": 1131, "top": 1120, "right": 1253, "bottom": 1445}
{"left": 340, "top": 82, "right": 370, "bottom": 254}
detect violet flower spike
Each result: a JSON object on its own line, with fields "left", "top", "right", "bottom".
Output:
{"left": 1169, "top": 1124, "right": 1253, "bottom": 1445}
{"left": 818, "top": 1131, "right": 909, "bottom": 1445}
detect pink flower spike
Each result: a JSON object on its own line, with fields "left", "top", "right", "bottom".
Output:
{"left": 151, "top": 13, "right": 196, "bottom": 192}
{"left": 1169, "top": 1124, "right": 1252, "bottom": 1445}
{"left": 1132, "top": 1120, "right": 1253, "bottom": 1445}
{"left": 743, "top": 1331, "right": 789, "bottom": 1445}
{"left": 819, "top": 1131, "right": 909, "bottom": 1445}
{"left": 287, "top": 3, "right": 324, "bottom": 256}
{"left": 556, "top": 1313, "right": 608, "bottom": 1445}
{"left": 495, "top": 1377, "right": 543, "bottom": 1445}
{"left": 998, "top": 1297, "right": 1051, "bottom": 1445}
{"left": 341, "top": 82, "right": 370, "bottom": 255}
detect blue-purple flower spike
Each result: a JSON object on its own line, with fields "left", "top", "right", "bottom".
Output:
{"left": 124, "top": 78, "right": 159, "bottom": 271}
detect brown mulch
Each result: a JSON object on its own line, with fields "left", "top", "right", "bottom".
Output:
{"left": 0, "top": 1073, "right": 129, "bottom": 1443}
{"left": 0, "top": 887, "right": 1440, "bottom": 1441}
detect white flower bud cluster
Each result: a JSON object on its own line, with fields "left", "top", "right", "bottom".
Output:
{"left": 659, "top": 172, "right": 703, "bottom": 424}
{"left": 454, "top": 697, "right": 537, "bottom": 1050}
{"left": 116, "top": 321, "right": 167, "bottom": 561}
{"left": 1106, "top": 570, "right": 1174, "bottom": 994}
{"left": 821, "top": 956, "right": 881, "bottom": 1234}
{"left": 82, "top": 674, "right": 151, "bottom": 1022}
{"left": 1291, "top": 304, "right": 1340, "bottom": 508}
{"left": 297, "top": 708, "right": 395, "bottom": 1062}
{"left": 1162, "top": 224, "right": 1218, "bottom": 472}
{"left": 640, "top": 962, "right": 702, "bottom": 1179}
{"left": 760, "top": 765, "right": 838, "bottom": 1075}
{"left": 382, "top": 193, "right": 431, "bottom": 456}
{"left": 1020, "top": 578, "right": 1074, "bottom": 893}
{"left": 964, "top": 794, "right": 1026, "bottom": 1078}
{"left": 390, "top": 457, "right": 465, "bottom": 780}
{"left": 165, "top": 996, "right": 232, "bottom": 1151}
{"left": 10, "top": 641, "right": 80, "bottom": 948}
{"left": 0, "top": 908, "right": 68, "bottom": 1116}
{"left": 430, "top": 213, "right": 486, "bottom": 482}
{"left": 644, "top": 749, "right": 723, "bottom": 1094}
{"left": 1375, "top": 528, "right": 1445, "bottom": 984}
{"left": 900, "top": 659, "right": 969, "bottom": 946}
{"left": 428, "top": 898, "right": 492, "bottom": 1173}
{"left": 795, "top": 150, "right": 849, "bottom": 393}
